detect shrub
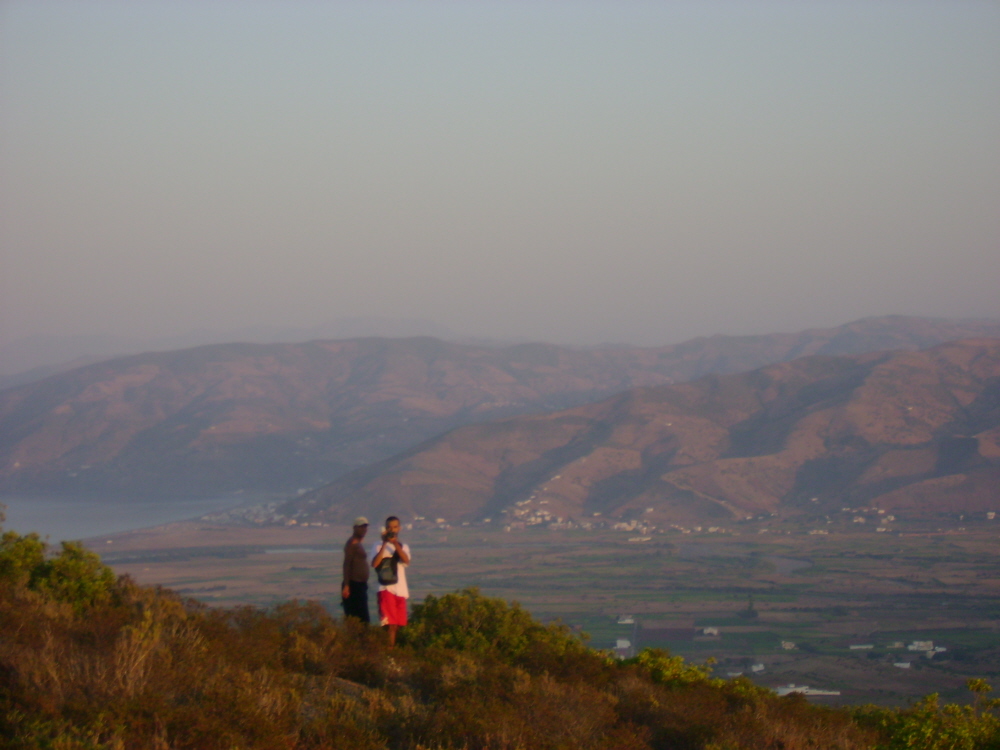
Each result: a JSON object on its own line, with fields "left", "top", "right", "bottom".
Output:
{"left": 405, "top": 587, "right": 594, "bottom": 671}
{"left": 628, "top": 648, "right": 715, "bottom": 688}
{"left": 854, "top": 680, "right": 1000, "bottom": 750}
{"left": 0, "top": 531, "right": 116, "bottom": 610}
{"left": 32, "top": 541, "right": 117, "bottom": 610}
{"left": 0, "top": 530, "right": 46, "bottom": 586}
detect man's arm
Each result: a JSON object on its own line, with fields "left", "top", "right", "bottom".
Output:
{"left": 372, "top": 537, "right": 410, "bottom": 567}
{"left": 394, "top": 540, "right": 410, "bottom": 565}
{"left": 371, "top": 537, "right": 391, "bottom": 568}
{"left": 341, "top": 541, "right": 352, "bottom": 598}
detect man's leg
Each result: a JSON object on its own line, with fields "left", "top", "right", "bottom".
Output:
{"left": 344, "top": 582, "right": 370, "bottom": 622}
{"left": 353, "top": 581, "right": 370, "bottom": 623}
{"left": 342, "top": 597, "right": 356, "bottom": 620}
{"left": 378, "top": 590, "right": 407, "bottom": 648}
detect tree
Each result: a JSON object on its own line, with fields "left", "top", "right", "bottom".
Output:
{"left": 0, "top": 530, "right": 116, "bottom": 609}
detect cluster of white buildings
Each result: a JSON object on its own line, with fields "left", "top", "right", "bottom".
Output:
{"left": 843, "top": 639, "right": 947, "bottom": 661}
{"left": 612, "top": 519, "right": 659, "bottom": 535}
{"left": 908, "top": 640, "right": 948, "bottom": 658}
{"left": 202, "top": 501, "right": 302, "bottom": 526}
{"left": 665, "top": 524, "right": 729, "bottom": 534}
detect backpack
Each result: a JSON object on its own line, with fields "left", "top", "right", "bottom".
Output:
{"left": 376, "top": 553, "right": 398, "bottom": 585}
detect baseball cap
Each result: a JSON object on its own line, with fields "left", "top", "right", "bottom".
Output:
{"left": 353, "top": 516, "right": 369, "bottom": 527}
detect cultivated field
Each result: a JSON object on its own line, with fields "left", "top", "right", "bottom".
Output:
{"left": 93, "top": 517, "right": 1000, "bottom": 707}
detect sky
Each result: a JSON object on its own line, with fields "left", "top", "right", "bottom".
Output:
{"left": 1, "top": 1, "right": 998, "bottom": 368}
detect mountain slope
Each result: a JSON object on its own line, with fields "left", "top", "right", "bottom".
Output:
{"left": 291, "top": 338, "right": 1000, "bottom": 526}
{"left": 0, "top": 337, "right": 675, "bottom": 494}
{"left": 1, "top": 315, "right": 998, "bottom": 496}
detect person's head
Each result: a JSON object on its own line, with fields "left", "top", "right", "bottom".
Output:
{"left": 352, "top": 516, "right": 369, "bottom": 539}
{"left": 385, "top": 516, "right": 400, "bottom": 538}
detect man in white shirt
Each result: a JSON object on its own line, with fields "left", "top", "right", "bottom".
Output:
{"left": 370, "top": 515, "right": 411, "bottom": 648}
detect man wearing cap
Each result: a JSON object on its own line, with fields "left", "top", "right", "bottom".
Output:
{"left": 341, "top": 516, "right": 371, "bottom": 623}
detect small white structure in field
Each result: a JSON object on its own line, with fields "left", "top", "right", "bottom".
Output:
{"left": 750, "top": 664, "right": 765, "bottom": 673}
{"left": 894, "top": 662, "right": 911, "bottom": 669}
{"left": 776, "top": 684, "right": 841, "bottom": 697}
{"left": 850, "top": 644, "right": 874, "bottom": 650}
{"left": 908, "top": 641, "right": 934, "bottom": 651}
{"left": 617, "top": 614, "right": 635, "bottom": 625}
{"left": 702, "top": 627, "right": 720, "bottom": 636}
{"left": 781, "top": 641, "right": 797, "bottom": 650}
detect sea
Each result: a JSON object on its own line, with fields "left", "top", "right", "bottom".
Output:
{"left": 0, "top": 494, "right": 253, "bottom": 543}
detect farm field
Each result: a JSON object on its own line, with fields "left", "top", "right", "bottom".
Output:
{"left": 93, "top": 519, "right": 1000, "bottom": 707}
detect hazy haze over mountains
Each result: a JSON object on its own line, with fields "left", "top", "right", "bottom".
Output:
{"left": 0, "top": 317, "right": 461, "bottom": 380}
{"left": 2, "top": 3, "right": 998, "bottom": 359}
{"left": 1, "top": 315, "right": 998, "bottom": 498}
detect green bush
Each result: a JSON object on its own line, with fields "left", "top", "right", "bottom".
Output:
{"left": 627, "top": 648, "right": 715, "bottom": 688}
{"left": 0, "top": 530, "right": 46, "bottom": 585}
{"left": 405, "top": 587, "right": 595, "bottom": 668}
{"left": 0, "top": 531, "right": 116, "bottom": 610}
{"left": 854, "top": 680, "right": 1000, "bottom": 750}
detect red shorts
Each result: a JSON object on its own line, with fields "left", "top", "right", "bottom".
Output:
{"left": 378, "top": 590, "right": 408, "bottom": 626}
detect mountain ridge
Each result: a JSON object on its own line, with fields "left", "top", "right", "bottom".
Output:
{"left": 1, "top": 315, "right": 998, "bottom": 496}
{"left": 287, "top": 338, "right": 1000, "bottom": 527}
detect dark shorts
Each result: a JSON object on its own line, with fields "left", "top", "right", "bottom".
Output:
{"left": 342, "top": 581, "right": 370, "bottom": 623}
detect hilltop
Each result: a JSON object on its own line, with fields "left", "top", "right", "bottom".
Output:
{"left": 6, "top": 529, "right": 1000, "bottom": 749}
{"left": 1, "top": 315, "right": 998, "bottom": 496}
{"left": 286, "top": 338, "right": 1000, "bottom": 527}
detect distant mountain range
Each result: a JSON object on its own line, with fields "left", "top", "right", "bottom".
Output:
{"left": 1, "top": 315, "right": 998, "bottom": 497}
{"left": 289, "top": 338, "right": 1000, "bottom": 526}
{"left": 0, "top": 316, "right": 461, "bottom": 379}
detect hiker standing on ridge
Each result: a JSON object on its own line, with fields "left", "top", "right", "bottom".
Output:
{"left": 341, "top": 516, "right": 371, "bottom": 623}
{"left": 370, "top": 515, "right": 411, "bottom": 648}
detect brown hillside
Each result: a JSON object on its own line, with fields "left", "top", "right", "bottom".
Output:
{"left": 0, "top": 338, "right": 671, "bottom": 494}
{"left": 1, "top": 315, "right": 998, "bottom": 496}
{"left": 292, "top": 339, "right": 1000, "bottom": 526}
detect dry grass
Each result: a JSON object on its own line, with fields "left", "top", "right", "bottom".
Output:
{"left": 1, "top": 539, "right": 995, "bottom": 749}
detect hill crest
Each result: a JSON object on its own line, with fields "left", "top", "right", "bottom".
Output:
{"left": 2, "top": 315, "right": 998, "bottom": 496}
{"left": 287, "top": 338, "right": 1000, "bottom": 527}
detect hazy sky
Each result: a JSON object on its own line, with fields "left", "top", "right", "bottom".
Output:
{"left": 2, "top": 1, "right": 998, "bottom": 354}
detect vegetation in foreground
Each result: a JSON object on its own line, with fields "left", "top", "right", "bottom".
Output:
{"left": 1, "top": 529, "right": 999, "bottom": 749}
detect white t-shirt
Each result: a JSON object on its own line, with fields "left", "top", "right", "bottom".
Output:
{"left": 369, "top": 540, "right": 411, "bottom": 599}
